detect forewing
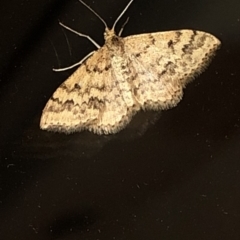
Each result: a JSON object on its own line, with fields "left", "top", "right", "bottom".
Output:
{"left": 40, "top": 46, "right": 109, "bottom": 133}
{"left": 40, "top": 45, "right": 137, "bottom": 135}
{"left": 124, "top": 30, "right": 221, "bottom": 110}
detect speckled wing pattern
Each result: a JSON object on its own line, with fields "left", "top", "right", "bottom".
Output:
{"left": 40, "top": 46, "right": 138, "bottom": 134}
{"left": 124, "top": 30, "right": 220, "bottom": 110}
{"left": 40, "top": 29, "right": 220, "bottom": 135}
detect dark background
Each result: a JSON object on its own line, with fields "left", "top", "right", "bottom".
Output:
{"left": 0, "top": 0, "right": 240, "bottom": 239}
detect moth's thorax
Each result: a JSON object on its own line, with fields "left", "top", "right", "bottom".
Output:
{"left": 104, "top": 28, "right": 124, "bottom": 53}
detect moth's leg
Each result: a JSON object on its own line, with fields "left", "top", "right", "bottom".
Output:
{"left": 53, "top": 51, "right": 95, "bottom": 72}
{"left": 118, "top": 17, "right": 129, "bottom": 36}
{"left": 59, "top": 22, "right": 101, "bottom": 49}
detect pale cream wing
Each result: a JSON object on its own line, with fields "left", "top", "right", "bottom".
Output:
{"left": 89, "top": 48, "right": 140, "bottom": 134}
{"left": 40, "top": 46, "right": 109, "bottom": 133}
{"left": 40, "top": 45, "right": 138, "bottom": 135}
{"left": 124, "top": 30, "right": 221, "bottom": 110}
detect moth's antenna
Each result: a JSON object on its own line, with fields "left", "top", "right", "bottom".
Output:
{"left": 112, "top": 0, "right": 134, "bottom": 30}
{"left": 79, "top": 0, "right": 108, "bottom": 29}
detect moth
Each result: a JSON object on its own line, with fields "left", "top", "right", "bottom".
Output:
{"left": 40, "top": 0, "right": 221, "bottom": 135}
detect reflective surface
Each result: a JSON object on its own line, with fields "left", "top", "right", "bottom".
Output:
{"left": 0, "top": 0, "right": 240, "bottom": 239}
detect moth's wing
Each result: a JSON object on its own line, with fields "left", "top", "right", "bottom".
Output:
{"left": 40, "top": 47, "right": 107, "bottom": 133}
{"left": 88, "top": 57, "right": 139, "bottom": 135}
{"left": 40, "top": 45, "right": 137, "bottom": 135}
{"left": 124, "top": 30, "right": 221, "bottom": 110}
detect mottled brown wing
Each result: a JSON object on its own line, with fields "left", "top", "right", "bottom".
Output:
{"left": 124, "top": 30, "right": 221, "bottom": 110}
{"left": 40, "top": 45, "right": 136, "bottom": 134}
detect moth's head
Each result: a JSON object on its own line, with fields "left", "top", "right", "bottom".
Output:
{"left": 104, "top": 28, "right": 116, "bottom": 41}
{"left": 104, "top": 29, "right": 124, "bottom": 53}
